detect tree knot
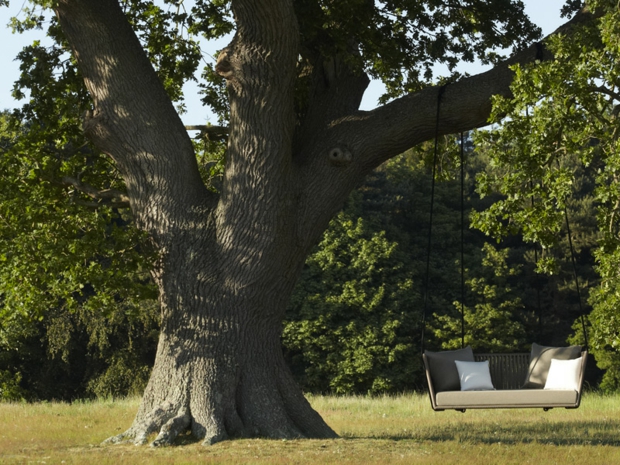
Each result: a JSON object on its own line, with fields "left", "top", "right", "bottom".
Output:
{"left": 327, "top": 146, "right": 353, "bottom": 166}
{"left": 215, "top": 48, "right": 234, "bottom": 80}
{"left": 81, "top": 109, "right": 110, "bottom": 146}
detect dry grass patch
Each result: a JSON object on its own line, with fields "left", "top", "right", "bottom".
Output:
{"left": 1, "top": 393, "right": 619, "bottom": 464}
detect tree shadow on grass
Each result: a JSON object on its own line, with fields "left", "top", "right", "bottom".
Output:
{"left": 147, "top": 416, "right": 620, "bottom": 448}
{"left": 347, "top": 419, "right": 620, "bottom": 447}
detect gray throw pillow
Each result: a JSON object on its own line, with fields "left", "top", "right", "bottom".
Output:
{"left": 522, "top": 343, "right": 582, "bottom": 389}
{"left": 424, "top": 346, "right": 474, "bottom": 392}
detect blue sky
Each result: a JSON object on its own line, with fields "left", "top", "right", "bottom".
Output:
{"left": 0, "top": 0, "right": 569, "bottom": 125}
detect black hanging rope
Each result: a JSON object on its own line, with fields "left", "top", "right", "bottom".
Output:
{"left": 526, "top": 108, "right": 544, "bottom": 342}
{"left": 459, "top": 132, "right": 465, "bottom": 349}
{"left": 563, "top": 205, "right": 589, "bottom": 350}
{"left": 420, "top": 101, "right": 589, "bottom": 355}
{"left": 534, "top": 245, "right": 543, "bottom": 340}
{"left": 554, "top": 157, "right": 589, "bottom": 350}
{"left": 529, "top": 184, "right": 544, "bottom": 341}
{"left": 420, "top": 84, "right": 447, "bottom": 354}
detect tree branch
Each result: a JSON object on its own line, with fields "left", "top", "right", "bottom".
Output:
{"left": 216, "top": 0, "right": 300, "bottom": 227}
{"left": 186, "top": 125, "right": 229, "bottom": 141}
{"left": 56, "top": 0, "right": 214, "bottom": 234}
{"left": 595, "top": 85, "right": 620, "bottom": 102}
{"left": 293, "top": 51, "right": 370, "bottom": 154}
{"left": 338, "top": 6, "right": 603, "bottom": 174}
{"left": 59, "top": 176, "right": 130, "bottom": 208}
{"left": 292, "top": 6, "right": 605, "bottom": 249}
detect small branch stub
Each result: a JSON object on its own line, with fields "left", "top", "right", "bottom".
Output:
{"left": 215, "top": 48, "right": 234, "bottom": 80}
{"left": 185, "top": 125, "right": 229, "bottom": 141}
{"left": 327, "top": 147, "right": 352, "bottom": 166}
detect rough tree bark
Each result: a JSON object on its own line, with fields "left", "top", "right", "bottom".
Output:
{"left": 54, "top": 0, "right": 596, "bottom": 446}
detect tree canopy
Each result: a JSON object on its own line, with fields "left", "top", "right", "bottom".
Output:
{"left": 472, "top": 0, "right": 620, "bottom": 389}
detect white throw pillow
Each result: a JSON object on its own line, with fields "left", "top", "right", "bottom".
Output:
{"left": 544, "top": 357, "right": 582, "bottom": 391}
{"left": 454, "top": 360, "right": 495, "bottom": 391}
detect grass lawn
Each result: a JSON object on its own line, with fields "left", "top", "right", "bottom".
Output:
{"left": 1, "top": 392, "right": 619, "bottom": 464}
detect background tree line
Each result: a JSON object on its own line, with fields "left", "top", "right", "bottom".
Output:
{"left": 2, "top": 0, "right": 619, "bottom": 404}
{"left": 0, "top": 115, "right": 606, "bottom": 400}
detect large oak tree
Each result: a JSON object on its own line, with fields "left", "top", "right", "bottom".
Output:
{"left": 5, "top": 0, "right": 601, "bottom": 446}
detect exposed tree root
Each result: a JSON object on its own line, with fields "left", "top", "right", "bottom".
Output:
{"left": 102, "top": 310, "right": 338, "bottom": 447}
{"left": 103, "top": 402, "right": 189, "bottom": 446}
{"left": 102, "top": 361, "right": 338, "bottom": 446}
{"left": 151, "top": 409, "right": 192, "bottom": 446}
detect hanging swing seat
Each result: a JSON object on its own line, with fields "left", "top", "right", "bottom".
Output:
{"left": 423, "top": 346, "right": 588, "bottom": 412}
{"left": 419, "top": 90, "right": 590, "bottom": 413}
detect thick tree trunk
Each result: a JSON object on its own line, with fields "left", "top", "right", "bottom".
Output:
{"left": 106, "top": 238, "right": 337, "bottom": 445}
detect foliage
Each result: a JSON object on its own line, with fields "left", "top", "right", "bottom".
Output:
{"left": 8, "top": 0, "right": 542, "bottom": 121}
{"left": 283, "top": 129, "right": 602, "bottom": 393}
{"left": 9, "top": 0, "right": 207, "bottom": 112}
{"left": 471, "top": 1, "right": 620, "bottom": 388}
{"left": 433, "top": 243, "right": 529, "bottom": 352}
{"left": 284, "top": 144, "right": 490, "bottom": 394}
{"left": 0, "top": 370, "right": 26, "bottom": 401}
{"left": 284, "top": 208, "right": 420, "bottom": 395}
{"left": 86, "top": 349, "right": 153, "bottom": 399}
{"left": 0, "top": 0, "right": 229, "bottom": 400}
{"left": 1, "top": 301, "right": 159, "bottom": 401}
{"left": 292, "top": 0, "right": 542, "bottom": 99}
{"left": 0, "top": 111, "right": 161, "bottom": 400}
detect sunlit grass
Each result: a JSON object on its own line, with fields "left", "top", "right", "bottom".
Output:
{"left": 1, "top": 392, "right": 619, "bottom": 464}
